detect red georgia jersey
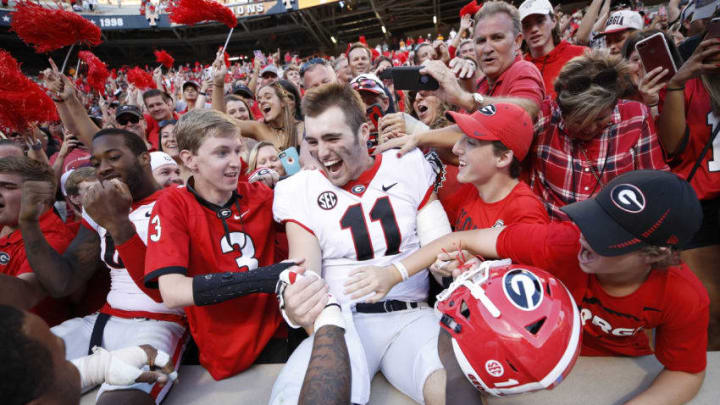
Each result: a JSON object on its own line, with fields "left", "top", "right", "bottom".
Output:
{"left": 0, "top": 210, "right": 75, "bottom": 326}
{"left": 666, "top": 78, "right": 720, "bottom": 200}
{"left": 441, "top": 181, "right": 549, "bottom": 231}
{"left": 496, "top": 222, "right": 709, "bottom": 373}
{"left": 144, "top": 180, "right": 282, "bottom": 380}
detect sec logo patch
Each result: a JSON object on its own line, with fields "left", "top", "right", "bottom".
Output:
{"left": 485, "top": 360, "right": 504, "bottom": 377}
{"left": 317, "top": 191, "right": 338, "bottom": 210}
{"left": 0, "top": 252, "right": 10, "bottom": 265}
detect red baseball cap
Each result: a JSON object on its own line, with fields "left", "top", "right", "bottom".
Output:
{"left": 446, "top": 103, "right": 534, "bottom": 161}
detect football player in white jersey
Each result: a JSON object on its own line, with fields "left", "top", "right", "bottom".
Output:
{"left": 270, "top": 83, "right": 452, "bottom": 405}
{"left": 17, "top": 129, "right": 187, "bottom": 405}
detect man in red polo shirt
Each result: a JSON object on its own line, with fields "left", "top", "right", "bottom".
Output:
{"left": 519, "top": 0, "right": 586, "bottom": 100}
{"left": 0, "top": 156, "right": 73, "bottom": 327}
{"left": 420, "top": 1, "right": 545, "bottom": 113}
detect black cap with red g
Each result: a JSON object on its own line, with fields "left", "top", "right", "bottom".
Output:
{"left": 561, "top": 170, "right": 702, "bottom": 256}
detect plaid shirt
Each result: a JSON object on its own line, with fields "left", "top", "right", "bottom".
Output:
{"left": 530, "top": 99, "right": 668, "bottom": 221}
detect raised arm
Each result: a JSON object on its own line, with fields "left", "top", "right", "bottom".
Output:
{"left": 18, "top": 181, "right": 102, "bottom": 298}
{"left": 576, "top": 0, "right": 605, "bottom": 45}
{"left": 236, "top": 120, "right": 278, "bottom": 144}
{"left": 658, "top": 38, "right": 720, "bottom": 154}
{"left": 44, "top": 59, "right": 101, "bottom": 148}
{"left": 211, "top": 52, "right": 228, "bottom": 113}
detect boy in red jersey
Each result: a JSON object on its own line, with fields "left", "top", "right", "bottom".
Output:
{"left": 658, "top": 37, "right": 720, "bottom": 349}
{"left": 363, "top": 170, "right": 708, "bottom": 405}
{"left": 144, "top": 109, "right": 297, "bottom": 380}
{"left": 441, "top": 103, "right": 548, "bottom": 232}
{"left": 0, "top": 157, "right": 73, "bottom": 326}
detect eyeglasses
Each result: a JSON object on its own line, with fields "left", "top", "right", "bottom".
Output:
{"left": 117, "top": 115, "right": 140, "bottom": 126}
{"left": 352, "top": 78, "right": 382, "bottom": 93}
{"left": 300, "top": 58, "right": 326, "bottom": 77}
{"left": 562, "top": 69, "right": 618, "bottom": 95}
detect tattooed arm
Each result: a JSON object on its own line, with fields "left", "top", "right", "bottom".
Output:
{"left": 439, "top": 329, "right": 486, "bottom": 405}
{"left": 298, "top": 325, "right": 351, "bottom": 405}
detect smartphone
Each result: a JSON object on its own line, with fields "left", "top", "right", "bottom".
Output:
{"left": 378, "top": 66, "right": 439, "bottom": 91}
{"left": 202, "top": 67, "right": 213, "bottom": 81}
{"left": 365, "top": 104, "right": 384, "bottom": 153}
{"left": 707, "top": 17, "right": 720, "bottom": 39}
{"left": 635, "top": 32, "right": 677, "bottom": 76}
{"left": 278, "top": 147, "right": 301, "bottom": 177}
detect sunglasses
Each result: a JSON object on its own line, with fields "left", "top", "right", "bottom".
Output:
{"left": 117, "top": 115, "right": 140, "bottom": 126}
{"left": 300, "top": 58, "right": 326, "bottom": 76}
{"left": 562, "top": 69, "right": 618, "bottom": 95}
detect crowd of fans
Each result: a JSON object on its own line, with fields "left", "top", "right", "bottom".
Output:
{"left": 1, "top": 0, "right": 719, "bottom": 404}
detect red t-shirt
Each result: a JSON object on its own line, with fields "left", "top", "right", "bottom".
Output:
{"left": 496, "top": 222, "right": 709, "bottom": 373}
{"left": 661, "top": 78, "right": 720, "bottom": 201}
{"left": 0, "top": 210, "right": 75, "bottom": 326}
{"left": 524, "top": 41, "right": 587, "bottom": 100}
{"left": 144, "top": 179, "right": 283, "bottom": 380}
{"left": 476, "top": 55, "right": 546, "bottom": 107}
{"left": 145, "top": 112, "right": 179, "bottom": 151}
{"left": 442, "top": 181, "right": 549, "bottom": 230}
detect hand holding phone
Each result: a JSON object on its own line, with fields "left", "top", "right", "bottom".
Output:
{"left": 635, "top": 32, "right": 677, "bottom": 76}
{"left": 279, "top": 147, "right": 301, "bottom": 177}
{"left": 378, "top": 66, "right": 439, "bottom": 91}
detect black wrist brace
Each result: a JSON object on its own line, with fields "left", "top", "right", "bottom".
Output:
{"left": 192, "top": 262, "right": 295, "bottom": 306}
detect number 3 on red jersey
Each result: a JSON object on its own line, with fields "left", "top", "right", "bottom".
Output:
{"left": 149, "top": 215, "right": 259, "bottom": 271}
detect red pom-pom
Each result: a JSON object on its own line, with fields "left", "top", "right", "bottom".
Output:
{"left": 0, "top": 50, "right": 58, "bottom": 132}
{"left": 358, "top": 35, "right": 367, "bottom": 45}
{"left": 10, "top": 1, "right": 102, "bottom": 53}
{"left": 154, "top": 49, "right": 175, "bottom": 69}
{"left": 396, "top": 51, "right": 409, "bottom": 64}
{"left": 126, "top": 67, "right": 156, "bottom": 90}
{"left": 78, "top": 51, "right": 109, "bottom": 95}
{"left": 168, "top": 0, "right": 237, "bottom": 29}
{"left": 459, "top": 1, "right": 482, "bottom": 18}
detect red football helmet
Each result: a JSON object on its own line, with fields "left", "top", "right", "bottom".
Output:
{"left": 436, "top": 259, "right": 581, "bottom": 396}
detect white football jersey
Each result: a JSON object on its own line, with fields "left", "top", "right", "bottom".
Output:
{"left": 274, "top": 149, "right": 436, "bottom": 304}
{"left": 82, "top": 199, "right": 184, "bottom": 316}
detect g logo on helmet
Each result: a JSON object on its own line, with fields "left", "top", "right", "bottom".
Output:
{"left": 502, "top": 269, "right": 543, "bottom": 311}
{"left": 610, "top": 184, "right": 646, "bottom": 213}
{"left": 0, "top": 252, "right": 9, "bottom": 265}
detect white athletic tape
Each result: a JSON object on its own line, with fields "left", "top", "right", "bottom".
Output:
{"left": 71, "top": 346, "right": 176, "bottom": 391}
{"left": 392, "top": 261, "right": 410, "bottom": 281}
{"left": 278, "top": 270, "right": 323, "bottom": 329}
{"left": 417, "top": 199, "right": 451, "bottom": 247}
{"left": 71, "top": 347, "right": 142, "bottom": 391}
{"left": 154, "top": 350, "right": 170, "bottom": 369}
{"left": 108, "top": 346, "right": 148, "bottom": 368}
{"left": 313, "top": 294, "right": 345, "bottom": 332}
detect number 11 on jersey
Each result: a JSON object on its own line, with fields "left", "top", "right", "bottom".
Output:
{"left": 340, "top": 197, "right": 402, "bottom": 261}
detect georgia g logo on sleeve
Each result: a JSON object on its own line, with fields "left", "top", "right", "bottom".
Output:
{"left": 610, "top": 184, "right": 646, "bottom": 213}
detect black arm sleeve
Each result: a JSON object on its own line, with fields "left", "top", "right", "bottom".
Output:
{"left": 192, "top": 262, "right": 295, "bottom": 306}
